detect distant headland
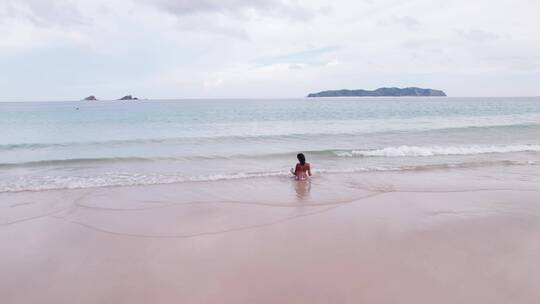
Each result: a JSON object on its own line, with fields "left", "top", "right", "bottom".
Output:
{"left": 307, "top": 87, "right": 447, "bottom": 97}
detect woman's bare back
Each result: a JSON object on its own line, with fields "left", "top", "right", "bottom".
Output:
{"left": 294, "top": 162, "right": 311, "bottom": 180}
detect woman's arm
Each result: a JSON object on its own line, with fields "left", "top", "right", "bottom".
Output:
{"left": 307, "top": 164, "right": 312, "bottom": 176}
{"left": 293, "top": 163, "right": 300, "bottom": 176}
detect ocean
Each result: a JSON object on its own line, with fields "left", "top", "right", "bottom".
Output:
{"left": 1, "top": 97, "right": 540, "bottom": 193}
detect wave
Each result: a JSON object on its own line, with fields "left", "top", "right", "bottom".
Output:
{"left": 0, "top": 155, "right": 241, "bottom": 168}
{"left": 1, "top": 160, "right": 538, "bottom": 193}
{"left": 0, "top": 157, "right": 160, "bottom": 168}
{"left": 2, "top": 143, "right": 540, "bottom": 168}
{"left": 335, "top": 144, "right": 540, "bottom": 157}
{"left": 2, "top": 122, "right": 540, "bottom": 152}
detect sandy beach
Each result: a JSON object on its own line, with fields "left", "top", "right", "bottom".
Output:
{"left": 2, "top": 165, "right": 539, "bottom": 304}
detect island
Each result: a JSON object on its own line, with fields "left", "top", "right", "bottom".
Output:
{"left": 83, "top": 95, "right": 98, "bottom": 101}
{"left": 118, "top": 95, "right": 139, "bottom": 101}
{"left": 307, "top": 87, "right": 446, "bottom": 97}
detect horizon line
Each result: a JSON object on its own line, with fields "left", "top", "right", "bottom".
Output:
{"left": 4, "top": 95, "right": 540, "bottom": 102}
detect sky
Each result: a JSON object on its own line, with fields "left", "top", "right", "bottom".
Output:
{"left": 0, "top": 0, "right": 539, "bottom": 101}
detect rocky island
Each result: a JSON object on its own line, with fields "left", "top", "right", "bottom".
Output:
{"left": 83, "top": 95, "right": 98, "bottom": 101}
{"left": 307, "top": 87, "right": 446, "bottom": 97}
{"left": 118, "top": 95, "right": 139, "bottom": 100}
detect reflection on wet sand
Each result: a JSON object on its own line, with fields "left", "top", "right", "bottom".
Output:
{"left": 294, "top": 179, "right": 311, "bottom": 201}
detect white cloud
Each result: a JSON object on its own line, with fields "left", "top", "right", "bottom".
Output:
{"left": 454, "top": 29, "right": 501, "bottom": 42}
{"left": 0, "top": 0, "right": 87, "bottom": 27}
{"left": 140, "top": 0, "right": 318, "bottom": 20}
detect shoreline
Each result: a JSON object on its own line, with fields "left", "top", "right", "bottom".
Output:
{"left": 1, "top": 157, "right": 539, "bottom": 194}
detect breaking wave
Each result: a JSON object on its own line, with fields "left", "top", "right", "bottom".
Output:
{"left": 336, "top": 144, "right": 540, "bottom": 157}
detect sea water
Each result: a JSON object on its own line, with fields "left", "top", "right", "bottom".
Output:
{"left": 1, "top": 97, "right": 539, "bottom": 192}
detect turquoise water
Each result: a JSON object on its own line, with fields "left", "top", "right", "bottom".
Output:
{"left": 1, "top": 97, "right": 540, "bottom": 192}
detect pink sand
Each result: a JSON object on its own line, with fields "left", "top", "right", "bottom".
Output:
{"left": 1, "top": 166, "right": 540, "bottom": 303}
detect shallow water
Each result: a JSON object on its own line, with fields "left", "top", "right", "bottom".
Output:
{"left": 1, "top": 97, "right": 539, "bottom": 192}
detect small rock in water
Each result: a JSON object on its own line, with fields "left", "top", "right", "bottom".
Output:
{"left": 118, "top": 95, "right": 139, "bottom": 101}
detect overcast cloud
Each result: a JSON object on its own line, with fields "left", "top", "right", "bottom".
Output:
{"left": 0, "top": 0, "right": 539, "bottom": 100}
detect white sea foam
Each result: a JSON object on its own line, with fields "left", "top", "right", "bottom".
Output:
{"left": 1, "top": 160, "right": 538, "bottom": 193}
{"left": 0, "top": 171, "right": 290, "bottom": 193}
{"left": 337, "top": 144, "right": 540, "bottom": 157}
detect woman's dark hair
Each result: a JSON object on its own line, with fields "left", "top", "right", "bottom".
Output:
{"left": 297, "top": 153, "right": 306, "bottom": 165}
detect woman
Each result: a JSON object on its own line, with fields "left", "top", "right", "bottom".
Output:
{"left": 291, "top": 153, "right": 312, "bottom": 180}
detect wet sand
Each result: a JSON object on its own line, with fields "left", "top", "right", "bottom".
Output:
{"left": 1, "top": 166, "right": 540, "bottom": 303}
